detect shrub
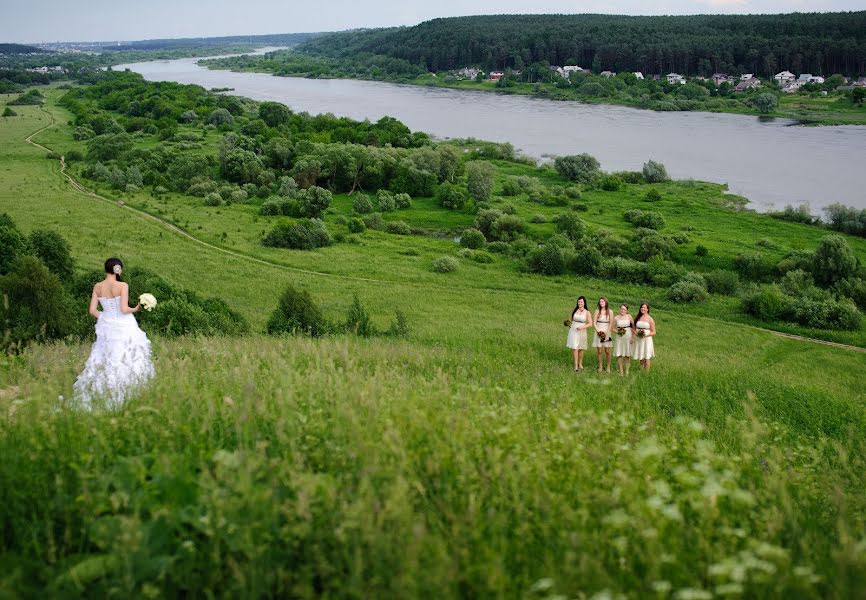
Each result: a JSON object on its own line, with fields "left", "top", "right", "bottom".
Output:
{"left": 776, "top": 250, "right": 814, "bottom": 275}
{"left": 768, "top": 204, "right": 818, "bottom": 225}
{"left": 352, "top": 194, "right": 374, "bottom": 214}
{"left": 529, "top": 214, "right": 547, "bottom": 224}
{"left": 394, "top": 193, "right": 412, "bottom": 209}
{"left": 27, "top": 229, "right": 74, "bottom": 282}
{"left": 643, "top": 188, "right": 662, "bottom": 202}
{"left": 377, "top": 190, "right": 397, "bottom": 212}
{"left": 0, "top": 225, "right": 28, "bottom": 275}
{"left": 554, "top": 153, "right": 600, "bottom": 183}
{"left": 437, "top": 183, "right": 467, "bottom": 210}
{"left": 734, "top": 253, "right": 771, "bottom": 281}
{"left": 387, "top": 310, "right": 410, "bottom": 337}
{"left": 277, "top": 176, "right": 299, "bottom": 198}
{"left": 642, "top": 160, "right": 670, "bottom": 183}
{"left": 695, "top": 245, "right": 709, "bottom": 258}
{"left": 670, "top": 232, "right": 690, "bottom": 245}
{"left": 599, "top": 257, "right": 650, "bottom": 284}
{"left": 203, "top": 192, "right": 223, "bottom": 206}
{"left": 262, "top": 219, "right": 332, "bottom": 250}
{"left": 553, "top": 213, "right": 586, "bottom": 242}
{"left": 460, "top": 228, "right": 486, "bottom": 249}
{"left": 347, "top": 218, "right": 366, "bottom": 233}
{"left": 466, "top": 161, "right": 496, "bottom": 203}
{"left": 260, "top": 198, "right": 285, "bottom": 216}
{"left": 526, "top": 244, "right": 568, "bottom": 275}
{"left": 490, "top": 214, "right": 526, "bottom": 242}
{"left": 298, "top": 186, "right": 332, "bottom": 218}
{"left": 646, "top": 256, "right": 685, "bottom": 287}
{"left": 742, "top": 285, "right": 787, "bottom": 321}
{"left": 637, "top": 234, "right": 674, "bottom": 260}
{"left": 571, "top": 202, "right": 588, "bottom": 212}
{"left": 358, "top": 213, "right": 384, "bottom": 232}
{"left": 833, "top": 277, "right": 866, "bottom": 311}
{"left": 624, "top": 209, "right": 666, "bottom": 230}
{"left": 266, "top": 285, "right": 325, "bottom": 336}
{"left": 811, "top": 234, "right": 858, "bottom": 287}
{"left": 500, "top": 178, "right": 522, "bottom": 196}
{"left": 704, "top": 270, "right": 740, "bottom": 295}
{"left": 780, "top": 269, "right": 815, "bottom": 296}
{"left": 588, "top": 229, "right": 629, "bottom": 258}
{"left": 824, "top": 203, "right": 866, "bottom": 237}
{"left": 486, "top": 241, "right": 509, "bottom": 254}
{"left": 571, "top": 247, "right": 602, "bottom": 275}
{"left": 344, "top": 294, "right": 375, "bottom": 336}
{"left": 431, "top": 256, "right": 459, "bottom": 273}
{"left": 501, "top": 204, "right": 518, "bottom": 215}
{"left": 474, "top": 209, "right": 504, "bottom": 240}
{"left": 666, "top": 280, "right": 709, "bottom": 303}
{"left": 386, "top": 221, "right": 411, "bottom": 235}
{"left": 0, "top": 256, "right": 75, "bottom": 351}
{"left": 564, "top": 187, "right": 582, "bottom": 199}
{"left": 65, "top": 149, "right": 85, "bottom": 162}
{"left": 598, "top": 175, "right": 623, "bottom": 192}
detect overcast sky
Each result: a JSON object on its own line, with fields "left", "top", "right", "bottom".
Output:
{"left": 3, "top": 0, "right": 863, "bottom": 44}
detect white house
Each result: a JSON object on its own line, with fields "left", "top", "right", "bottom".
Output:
{"left": 562, "top": 65, "right": 583, "bottom": 76}
{"left": 797, "top": 74, "right": 825, "bottom": 84}
{"left": 740, "top": 73, "right": 754, "bottom": 81}
{"left": 599, "top": 70, "right": 615, "bottom": 78}
{"left": 457, "top": 67, "right": 482, "bottom": 80}
{"left": 666, "top": 72, "right": 685, "bottom": 85}
{"left": 774, "top": 70, "right": 795, "bottom": 85}
{"left": 633, "top": 71, "right": 644, "bottom": 80}
{"left": 782, "top": 82, "right": 803, "bottom": 93}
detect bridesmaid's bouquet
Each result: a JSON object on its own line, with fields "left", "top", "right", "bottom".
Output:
{"left": 636, "top": 329, "right": 646, "bottom": 339}
{"left": 596, "top": 330, "right": 607, "bottom": 340}
{"left": 139, "top": 293, "right": 158, "bottom": 312}
{"left": 617, "top": 327, "right": 626, "bottom": 336}
{"left": 563, "top": 319, "right": 572, "bottom": 327}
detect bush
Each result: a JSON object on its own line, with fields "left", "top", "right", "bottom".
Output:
{"left": 598, "top": 175, "right": 623, "bottom": 192}
{"left": 554, "top": 153, "right": 600, "bottom": 183}
{"left": 486, "top": 241, "right": 509, "bottom": 254}
{"left": 27, "top": 229, "right": 74, "bottom": 281}
{"left": 553, "top": 213, "right": 586, "bottom": 242}
{"left": 742, "top": 285, "right": 787, "bottom": 321}
{"left": 490, "top": 214, "right": 526, "bottom": 242}
{"left": 734, "top": 253, "right": 771, "bottom": 281}
{"left": 642, "top": 160, "right": 670, "bottom": 183}
{"left": 776, "top": 249, "right": 814, "bottom": 275}
{"left": 457, "top": 249, "right": 494, "bottom": 263}
{"left": 266, "top": 285, "right": 325, "bottom": 336}
{"left": 624, "top": 209, "right": 666, "bottom": 230}
{"left": 588, "top": 229, "right": 629, "bottom": 258}
{"left": 599, "top": 257, "right": 650, "bottom": 284}
{"left": 500, "top": 178, "right": 522, "bottom": 196}
{"left": 352, "top": 194, "right": 374, "bottom": 214}
{"left": 386, "top": 221, "right": 411, "bottom": 235}
{"left": 704, "top": 270, "right": 740, "bottom": 295}
{"left": 344, "top": 294, "right": 375, "bottom": 336}
{"left": 670, "top": 232, "right": 690, "bottom": 245}
{"left": 298, "top": 186, "right": 332, "bottom": 219}
{"left": 644, "top": 188, "right": 662, "bottom": 202}
{"left": 780, "top": 269, "right": 815, "bottom": 296}
{"left": 260, "top": 198, "right": 285, "bottom": 216}
{"left": 431, "top": 256, "right": 459, "bottom": 273}
{"left": 262, "top": 219, "right": 332, "bottom": 250}
{"left": 833, "top": 277, "right": 866, "bottom": 311}
{"left": 474, "top": 209, "right": 504, "bottom": 240}
{"left": 811, "top": 234, "right": 858, "bottom": 287}
{"left": 466, "top": 161, "right": 496, "bottom": 203}
{"left": 387, "top": 310, "right": 410, "bottom": 337}
{"left": 1, "top": 257, "right": 75, "bottom": 350}
{"left": 0, "top": 225, "right": 28, "bottom": 275}
{"left": 529, "top": 214, "right": 547, "bottom": 224}
{"left": 666, "top": 280, "right": 709, "bottom": 303}
{"left": 637, "top": 234, "right": 674, "bottom": 260}
{"left": 571, "top": 247, "right": 602, "bottom": 275}
{"left": 347, "top": 218, "right": 366, "bottom": 233}
{"left": 377, "top": 190, "right": 397, "bottom": 212}
{"left": 695, "top": 245, "right": 708, "bottom": 257}
{"left": 768, "top": 204, "right": 819, "bottom": 225}
{"left": 437, "top": 183, "right": 467, "bottom": 210}
{"left": 203, "top": 192, "right": 223, "bottom": 206}
{"left": 363, "top": 213, "right": 386, "bottom": 231}
{"left": 460, "top": 228, "right": 486, "bottom": 249}
{"left": 394, "top": 193, "right": 412, "bottom": 209}
{"left": 65, "top": 149, "right": 85, "bottom": 162}
{"left": 526, "top": 244, "right": 568, "bottom": 275}
{"left": 646, "top": 256, "right": 685, "bottom": 287}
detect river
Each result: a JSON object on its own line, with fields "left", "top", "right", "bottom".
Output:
{"left": 119, "top": 54, "right": 866, "bottom": 212}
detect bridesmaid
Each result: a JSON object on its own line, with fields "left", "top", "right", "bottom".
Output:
{"left": 566, "top": 295, "right": 592, "bottom": 371}
{"left": 592, "top": 297, "right": 613, "bottom": 373}
{"left": 613, "top": 303, "right": 634, "bottom": 376}
{"left": 633, "top": 302, "right": 656, "bottom": 371}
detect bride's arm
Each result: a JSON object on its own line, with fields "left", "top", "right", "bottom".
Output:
{"left": 119, "top": 283, "right": 141, "bottom": 314}
{"left": 88, "top": 288, "right": 100, "bottom": 319}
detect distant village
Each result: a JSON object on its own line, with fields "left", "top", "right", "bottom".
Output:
{"left": 453, "top": 65, "right": 866, "bottom": 93}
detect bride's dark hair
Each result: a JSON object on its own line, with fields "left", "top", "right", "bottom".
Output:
{"left": 105, "top": 257, "right": 124, "bottom": 282}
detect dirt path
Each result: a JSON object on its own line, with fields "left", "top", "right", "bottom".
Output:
{"left": 24, "top": 105, "right": 866, "bottom": 354}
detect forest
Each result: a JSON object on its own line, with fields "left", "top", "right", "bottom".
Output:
{"left": 296, "top": 13, "right": 866, "bottom": 77}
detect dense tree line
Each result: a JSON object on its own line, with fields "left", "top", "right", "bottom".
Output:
{"left": 298, "top": 13, "right": 866, "bottom": 77}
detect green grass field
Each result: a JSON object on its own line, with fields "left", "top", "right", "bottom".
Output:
{"left": 2, "top": 90, "right": 866, "bottom": 598}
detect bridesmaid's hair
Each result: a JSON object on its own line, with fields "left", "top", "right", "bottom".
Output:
{"left": 596, "top": 297, "right": 611, "bottom": 319}
{"left": 635, "top": 302, "right": 650, "bottom": 323}
{"left": 572, "top": 295, "right": 587, "bottom": 316}
{"left": 104, "top": 257, "right": 124, "bottom": 282}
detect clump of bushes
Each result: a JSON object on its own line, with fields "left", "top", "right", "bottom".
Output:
{"left": 666, "top": 272, "right": 709, "bottom": 303}
{"left": 624, "top": 209, "right": 666, "bottom": 230}
{"left": 704, "top": 270, "right": 740, "bottom": 295}
{"left": 643, "top": 188, "right": 662, "bottom": 202}
{"left": 460, "top": 228, "right": 486, "bottom": 249}
{"left": 352, "top": 194, "right": 374, "bottom": 214}
{"left": 267, "top": 285, "right": 325, "bottom": 336}
{"left": 262, "top": 219, "right": 332, "bottom": 250}
{"left": 432, "top": 256, "right": 459, "bottom": 273}
{"left": 385, "top": 221, "right": 411, "bottom": 235}
{"left": 642, "top": 160, "right": 670, "bottom": 183}
{"left": 554, "top": 153, "right": 600, "bottom": 183}
{"left": 437, "top": 183, "right": 468, "bottom": 210}
{"left": 742, "top": 284, "right": 861, "bottom": 330}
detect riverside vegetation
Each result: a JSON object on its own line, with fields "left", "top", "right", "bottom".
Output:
{"left": 1, "top": 75, "right": 866, "bottom": 598}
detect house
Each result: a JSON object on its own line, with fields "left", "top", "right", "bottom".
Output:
{"left": 456, "top": 67, "right": 482, "bottom": 80}
{"left": 633, "top": 72, "right": 644, "bottom": 80}
{"left": 735, "top": 77, "right": 762, "bottom": 92}
{"left": 740, "top": 73, "right": 754, "bottom": 81}
{"left": 562, "top": 65, "right": 583, "bottom": 76}
{"left": 711, "top": 73, "right": 727, "bottom": 85}
{"left": 852, "top": 77, "right": 866, "bottom": 87}
{"left": 488, "top": 71, "right": 504, "bottom": 81}
{"left": 774, "top": 70, "right": 795, "bottom": 85}
{"left": 797, "top": 74, "right": 825, "bottom": 84}
{"left": 782, "top": 82, "right": 803, "bottom": 93}
{"left": 599, "top": 70, "right": 615, "bottom": 78}
{"left": 666, "top": 72, "right": 685, "bottom": 85}
{"left": 836, "top": 85, "right": 856, "bottom": 92}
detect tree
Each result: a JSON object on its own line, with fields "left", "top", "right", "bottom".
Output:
{"left": 2, "top": 107, "right": 16, "bottom": 117}
{"left": 266, "top": 285, "right": 325, "bottom": 336}
{"left": 466, "top": 161, "right": 495, "bottom": 203}
{"left": 642, "top": 160, "right": 670, "bottom": 183}
{"left": 209, "top": 108, "right": 235, "bottom": 127}
{"left": 853, "top": 87, "right": 866, "bottom": 106}
{"left": 0, "top": 225, "right": 27, "bottom": 274}
{"left": 27, "top": 229, "right": 74, "bottom": 281}
{"left": 437, "top": 183, "right": 467, "bottom": 210}
{"left": 86, "top": 133, "right": 133, "bottom": 162}
{"left": 554, "top": 213, "right": 586, "bottom": 242}
{"left": 554, "top": 154, "right": 600, "bottom": 183}
{"left": 753, "top": 93, "right": 779, "bottom": 114}
{"left": 222, "top": 149, "right": 263, "bottom": 184}
{"left": 258, "top": 102, "right": 292, "bottom": 127}
{"left": 297, "top": 186, "right": 332, "bottom": 218}
{"left": 811, "top": 234, "right": 858, "bottom": 287}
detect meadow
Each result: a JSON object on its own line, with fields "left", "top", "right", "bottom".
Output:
{"left": 1, "top": 87, "right": 866, "bottom": 598}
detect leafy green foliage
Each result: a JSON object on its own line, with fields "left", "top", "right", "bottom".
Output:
{"left": 266, "top": 284, "right": 325, "bottom": 336}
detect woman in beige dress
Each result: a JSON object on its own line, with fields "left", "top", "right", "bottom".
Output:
{"left": 613, "top": 303, "right": 634, "bottom": 376}
{"left": 633, "top": 302, "right": 656, "bottom": 371}
{"left": 565, "top": 295, "right": 592, "bottom": 371}
{"left": 592, "top": 297, "right": 613, "bottom": 373}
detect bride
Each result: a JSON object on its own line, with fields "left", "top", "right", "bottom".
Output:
{"left": 73, "top": 258, "right": 155, "bottom": 409}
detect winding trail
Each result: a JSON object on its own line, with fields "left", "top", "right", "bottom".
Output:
{"left": 24, "top": 105, "right": 866, "bottom": 354}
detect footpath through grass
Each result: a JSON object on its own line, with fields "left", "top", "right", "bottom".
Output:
{"left": 1, "top": 88, "right": 866, "bottom": 598}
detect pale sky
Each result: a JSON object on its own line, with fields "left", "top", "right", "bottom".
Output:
{"left": 3, "top": 0, "right": 863, "bottom": 44}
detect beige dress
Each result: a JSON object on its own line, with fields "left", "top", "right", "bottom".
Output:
{"left": 633, "top": 320, "right": 655, "bottom": 360}
{"left": 566, "top": 310, "right": 589, "bottom": 350}
{"left": 592, "top": 310, "right": 613, "bottom": 348}
{"left": 613, "top": 317, "right": 632, "bottom": 357}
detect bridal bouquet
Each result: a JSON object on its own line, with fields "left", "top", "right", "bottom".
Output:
{"left": 139, "top": 293, "right": 158, "bottom": 312}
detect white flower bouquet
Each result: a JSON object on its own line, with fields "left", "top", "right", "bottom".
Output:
{"left": 139, "top": 293, "right": 157, "bottom": 312}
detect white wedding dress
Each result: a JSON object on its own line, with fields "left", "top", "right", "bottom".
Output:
{"left": 73, "top": 296, "right": 155, "bottom": 409}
